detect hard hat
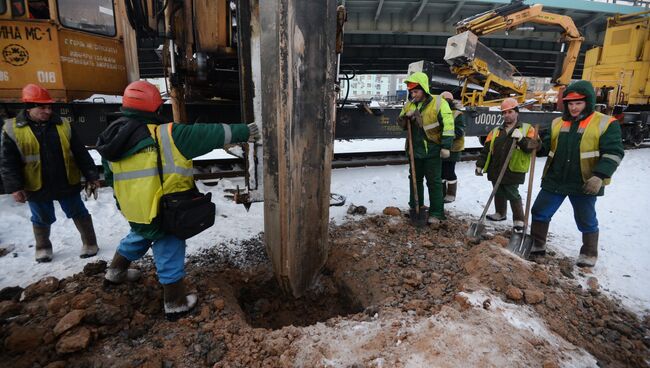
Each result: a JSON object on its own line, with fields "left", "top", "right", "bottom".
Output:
{"left": 500, "top": 98, "right": 519, "bottom": 112}
{"left": 22, "top": 84, "right": 54, "bottom": 104}
{"left": 563, "top": 91, "right": 586, "bottom": 101}
{"left": 440, "top": 91, "right": 454, "bottom": 100}
{"left": 122, "top": 81, "right": 163, "bottom": 113}
{"left": 406, "top": 82, "right": 420, "bottom": 90}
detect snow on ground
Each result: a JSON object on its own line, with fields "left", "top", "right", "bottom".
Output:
{"left": 0, "top": 139, "right": 648, "bottom": 316}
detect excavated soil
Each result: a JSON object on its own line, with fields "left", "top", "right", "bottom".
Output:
{"left": 1, "top": 214, "right": 649, "bottom": 368}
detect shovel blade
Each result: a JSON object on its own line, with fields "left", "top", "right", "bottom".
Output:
{"left": 508, "top": 233, "right": 534, "bottom": 258}
{"left": 466, "top": 222, "right": 485, "bottom": 239}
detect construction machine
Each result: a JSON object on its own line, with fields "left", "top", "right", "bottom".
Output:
{"left": 0, "top": 0, "right": 340, "bottom": 297}
{"left": 444, "top": 0, "right": 583, "bottom": 108}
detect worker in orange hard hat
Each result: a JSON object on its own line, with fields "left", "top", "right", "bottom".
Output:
{"left": 96, "top": 80, "right": 259, "bottom": 320}
{"left": 439, "top": 91, "right": 465, "bottom": 204}
{"left": 1, "top": 84, "right": 101, "bottom": 262}
{"left": 475, "top": 97, "right": 540, "bottom": 233}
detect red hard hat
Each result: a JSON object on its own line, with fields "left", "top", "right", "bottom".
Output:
{"left": 22, "top": 84, "right": 54, "bottom": 104}
{"left": 122, "top": 81, "right": 163, "bottom": 112}
{"left": 500, "top": 98, "right": 519, "bottom": 112}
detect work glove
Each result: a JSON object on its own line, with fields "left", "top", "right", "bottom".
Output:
{"left": 405, "top": 110, "right": 416, "bottom": 119}
{"left": 12, "top": 190, "right": 26, "bottom": 203}
{"left": 511, "top": 128, "right": 523, "bottom": 141}
{"left": 83, "top": 181, "right": 100, "bottom": 200}
{"left": 247, "top": 123, "right": 260, "bottom": 142}
{"left": 412, "top": 110, "right": 423, "bottom": 128}
{"left": 440, "top": 149, "right": 450, "bottom": 159}
{"left": 582, "top": 176, "right": 603, "bottom": 195}
{"left": 475, "top": 167, "right": 483, "bottom": 176}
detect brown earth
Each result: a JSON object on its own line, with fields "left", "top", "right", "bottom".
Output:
{"left": 0, "top": 214, "right": 648, "bottom": 368}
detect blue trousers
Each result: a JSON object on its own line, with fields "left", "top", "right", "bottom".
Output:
{"left": 28, "top": 193, "right": 89, "bottom": 227}
{"left": 531, "top": 189, "right": 598, "bottom": 233}
{"left": 117, "top": 230, "right": 186, "bottom": 285}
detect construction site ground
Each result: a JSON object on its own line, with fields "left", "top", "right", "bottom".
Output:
{"left": 1, "top": 212, "right": 649, "bottom": 368}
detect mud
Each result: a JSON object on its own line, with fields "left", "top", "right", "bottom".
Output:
{"left": 1, "top": 214, "right": 648, "bottom": 368}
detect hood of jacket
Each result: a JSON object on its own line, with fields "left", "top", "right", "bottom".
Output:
{"left": 95, "top": 109, "right": 166, "bottom": 161}
{"left": 562, "top": 80, "right": 596, "bottom": 121}
{"left": 404, "top": 72, "right": 431, "bottom": 96}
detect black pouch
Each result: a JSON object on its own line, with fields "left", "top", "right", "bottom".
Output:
{"left": 160, "top": 188, "right": 216, "bottom": 239}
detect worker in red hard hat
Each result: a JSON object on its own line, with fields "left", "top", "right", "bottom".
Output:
{"left": 1, "top": 84, "right": 101, "bottom": 262}
{"left": 475, "top": 97, "right": 540, "bottom": 233}
{"left": 96, "top": 80, "right": 259, "bottom": 320}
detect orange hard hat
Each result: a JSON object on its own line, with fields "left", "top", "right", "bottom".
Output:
{"left": 500, "top": 98, "right": 519, "bottom": 112}
{"left": 122, "top": 81, "right": 163, "bottom": 112}
{"left": 406, "top": 82, "right": 420, "bottom": 90}
{"left": 22, "top": 84, "right": 54, "bottom": 104}
{"left": 563, "top": 91, "right": 586, "bottom": 101}
{"left": 440, "top": 91, "right": 454, "bottom": 100}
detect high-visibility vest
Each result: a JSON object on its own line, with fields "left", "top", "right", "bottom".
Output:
{"left": 483, "top": 123, "right": 533, "bottom": 173}
{"left": 544, "top": 112, "right": 620, "bottom": 186}
{"left": 451, "top": 110, "right": 465, "bottom": 152}
{"left": 400, "top": 95, "right": 454, "bottom": 144}
{"left": 2, "top": 118, "right": 80, "bottom": 191}
{"left": 109, "top": 123, "right": 195, "bottom": 224}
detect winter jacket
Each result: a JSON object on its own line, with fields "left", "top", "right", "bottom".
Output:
{"left": 96, "top": 109, "right": 250, "bottom": 240}
{"left": 476, "top": 122, "right": 539, "bottom": 186}
{"left": 0, "top": 110, "right": 98, "bottom": 201}
{"left": 538, "top": 80, "right": 624, "bottom": 196}
{"left": 443, "top": 109, "right": 466, "bottom": 162}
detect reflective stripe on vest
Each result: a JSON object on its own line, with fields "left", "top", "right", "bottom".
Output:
{"left": 2, "top": 118, "right": 80, "bottom": 191}
{"left": 110, "top": 123, "right": 195, "bottom": 224}
{"left": 482, "top": 123, "right": 532, "bottom": 174}
{"left": 545, "top": 112, "right": 616, "bottom": 186}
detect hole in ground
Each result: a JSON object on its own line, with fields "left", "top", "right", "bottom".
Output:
{"left": 237, "top": 273, "right": 364, "bottom": 330}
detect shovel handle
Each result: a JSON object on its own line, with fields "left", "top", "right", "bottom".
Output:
{"left": 478, "top": 137, "right": 519, "bottom": 222}
{"left": 522, "top": 125, "right": 540, "bottom": 234}
{"left": 406, "top": 120, "right": 419, "bottom": 214}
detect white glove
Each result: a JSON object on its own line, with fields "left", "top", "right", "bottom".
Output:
{"left": 247, "top": 123, "right": 260, "bottom": 142}
{"left": 583, "top": 176, "right": 603, "bottom": 195}
{"left": 511, "top": 128, "right": 523, "bottom": 141}
{"left": 405, "top": 110, "right": 416, "bottom": 119}
{"left": 440, "top": 149, "right": 450, "bottom": 159}
{"left": 475, "top": 167, "right": 483, "bottom": 176}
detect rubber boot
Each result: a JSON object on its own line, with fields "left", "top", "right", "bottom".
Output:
{"left": 510, "top": 199, "right": 525, "bottom": 233}
{"left": 73, "top": 215, "right": 99, "bottom": 258}
{"left": 33, "top": 225, "right": 53, "bottom": 263}
{"left": 444, "top": 180, "right": 457, "bottom": 203}
{"left": 441, "top": 180, "right": 447, "bottom": 202}
{"left": 577, "top": 232, "right": 599, "bottom": 267}
{"left": 163, "top": 279, "right": 198, "bottom": 321}
{"left": 528, "top": 221, "right": 549, "bottom": 256}
{"left": 104, "top": 252, "right": 142, "bottom": 284}
{"left": 486, "top": 196, "right": 507, "bottom": 221}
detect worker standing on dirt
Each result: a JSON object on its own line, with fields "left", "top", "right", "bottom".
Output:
{"left": 96, "top": 80, "right": 259, "bottom": 320}
{"left": 0, "top": 84, "right": 100, "bottom": 262}
{"left": 440, "top": 91, "right": 465, "bottom": 203}
{"left": 529, "top": 80, "right": 624, "bottom": 267}
{"left": 397, "top": 72, "right": 455, "bottom": 224}
{"left": 475, "top": 98, "right": 539, "bottom": 233}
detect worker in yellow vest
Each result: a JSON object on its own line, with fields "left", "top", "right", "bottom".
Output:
{"left": 440, "top": 91, "right": 465, "bottom": 203}
{"left": 96, "top": 81, "right": 258, "bottom": 320}
{"left": 529, "top": 80, "right": 624, "bottom": 267}
{"left": 475, "top": 98, "right": 540, "bottom": 233}
{"left": 1, "top": 84, "right": 100, "bottom": 262}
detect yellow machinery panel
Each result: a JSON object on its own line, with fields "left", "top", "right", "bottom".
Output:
{"left": 583, "top": 47, "right": 601, "bottom": 69}
{"left": 601, "top": 22, "right": 647, "bottom": 64}
{"left": 0, "top": 20, "right": 127, "bottom": 102}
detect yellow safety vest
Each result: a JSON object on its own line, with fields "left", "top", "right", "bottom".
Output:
{"left": 109, "top": 123, "right": 195, "bottom": 224}
{"left": 451, "top": 110, "right": 465, "bottom": 152}
{"left": 545, "top": 112, "right": 618, "bottom": 186}
{"left": 401, "top": 95, "right": 454, "bottom": 144}
{"left": 2, "top": 118, "right": 80, "bottom": 191}
{"left": 483, "top": 123, "right": 532, "bottom": 174}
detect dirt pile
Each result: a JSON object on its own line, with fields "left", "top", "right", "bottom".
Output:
{"left": 0, "top": 215, "right": 648, "bottom": 367}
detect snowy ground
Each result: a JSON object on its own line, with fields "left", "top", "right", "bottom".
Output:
{"left": 0, "top": 139, "right": 648, "bottom": 317}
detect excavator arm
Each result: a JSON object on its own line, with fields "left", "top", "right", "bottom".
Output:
{"left": 454, "top": 2, "right": 583, "bottom": 87}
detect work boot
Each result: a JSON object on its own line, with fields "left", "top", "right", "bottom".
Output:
{"left": 444, "top": 180, "right": 457, "bottom": 203}
{"left": 73, "top": 215, "right": 99, "bottom": 258}
{"left": 441, "top": 180, "right": 447, "bottom": 201}
{"left": 104, "top": 252, "right": 141, "bottom": 284}
{"left": 528, "top": 221, "right": 550, "bottom": 256}
{"left": 577, "top": 232, "right": 599, "bottom": 268}
{"left": 510, "top": 199, "right": 525, "bottom": 233}
{"left": 163, "top": 279, "right": 198, "bottom": 321}
{"left": 486, "top": 196, "right": 507, "bottom": 221}
{"left": 33, "top": 225, "right": 53, "bottom": 263}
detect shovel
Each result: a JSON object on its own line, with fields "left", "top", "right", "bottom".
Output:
{"left": 406, "top": 119, "right": 427, "bottom": 227}
{"left": 467, "top": 137, "right": 519, "bottom": 240}
{"left": 508, "top": 125, "right": 540, "bottom": 257}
